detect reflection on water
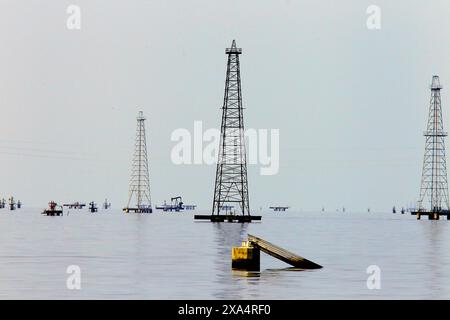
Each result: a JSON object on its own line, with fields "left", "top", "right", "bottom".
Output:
{"left": 422, "top": 221, "right": 448, "bottom": 299}
{"left": 266, "top": 267, "right": 308, "bottom": 272}
{"left": 231, "top": 270, "right": 261, "bottom": 278}
{"left": 212, "top": 222, "right": 252, "bottom": 299}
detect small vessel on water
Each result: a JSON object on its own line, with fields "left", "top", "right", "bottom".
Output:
{"left": 42, "top": 201, "right": 63, "bottom": 216}
{"left": 63, "top": 202, "right": 86, "bottom": 209}
{"left": 89, "top": 201, "right": 98, "bottom": 213}
{"left": 123, "top": 205, "right": 152, "bottom": 213}
{"left": 269, "top": 206, "right": 290, "bottom": 212}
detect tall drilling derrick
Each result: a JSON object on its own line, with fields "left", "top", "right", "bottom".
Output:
{"left": 123, "top": 111, "right": 152, "bottom": 213}
{"left": 195, "top": 40, "right": 260, "bottom": 223}
{"left": 414, "top": 75, "right": 450, "bottom": 220}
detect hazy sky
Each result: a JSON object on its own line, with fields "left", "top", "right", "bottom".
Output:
{"left": 0, "top": 0, "right": 449, "bottom": 211}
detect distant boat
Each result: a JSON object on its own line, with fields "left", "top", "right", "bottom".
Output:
{"left": 269, "top": 206, "right": 290, "bottom": 212}
{"left": 89, "top": 201, "right": 98, "bottom": 213}
{"left": 63, "top": 202, "right": 86, "bottom": 209}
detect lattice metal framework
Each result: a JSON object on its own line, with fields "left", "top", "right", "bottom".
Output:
{"left": 212, "top": 40, "right": 250, "bottom": 216}
{"left": 418, "top": 75, "right": 450, "bottom": 212}
{"left": 126, "top": 111, "right": 152, "bottom": 212}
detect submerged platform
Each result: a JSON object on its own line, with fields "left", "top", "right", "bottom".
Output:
{"left": 41, "top": 210, "right": 63, "bottom": 216}
{"left": 123, "top": 207, "right": 153, "bottom": 213}
{"left": 155, "top": 205, "right": 183, "bottom": 212}
{"left": 63, "top": 203, "right": 86, "bottom": 209}
{"left": 194, "top": 214, "right": 261, "bottom": 223}
{"left": 411, "top": 210, "right": 450, "bottom": 220}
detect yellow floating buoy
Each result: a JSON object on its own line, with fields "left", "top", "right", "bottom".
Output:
{"left": 232, "top": 241, "right": 260, "bottom": 271}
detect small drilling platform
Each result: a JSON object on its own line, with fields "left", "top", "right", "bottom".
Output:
{"left": 123, "top": 111, "right": 153, "bottom": 214}
{"left": 412, "top": 76, "right": 450, "bottom": 220}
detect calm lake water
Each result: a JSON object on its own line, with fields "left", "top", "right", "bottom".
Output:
{"left": 1, "top": 208, "right": 450, "bottom": 299}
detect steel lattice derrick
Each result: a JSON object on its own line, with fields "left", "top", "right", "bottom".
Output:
{"left": 417, "top": 76, "right": 449, "bottom": 212}
{"left": 212, "top": 40, "right": 250, "bottom": 216}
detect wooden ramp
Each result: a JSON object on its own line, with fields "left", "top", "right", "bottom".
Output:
{"left": 248, "top": 234, "right": 322, "bottom": 269}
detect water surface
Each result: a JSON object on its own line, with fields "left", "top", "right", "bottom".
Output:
{"left": 1, "top": 208, "right": 449, "bottom": 299}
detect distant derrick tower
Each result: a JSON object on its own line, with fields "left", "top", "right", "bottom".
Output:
{"left": 415, "top": 75, "right": 450, "bottom": 220}
{"left": 124, "top": 111, "right": 152, "bottom": 213}
{"left": 212, "top": 40, "right": 250, "bottom": 217}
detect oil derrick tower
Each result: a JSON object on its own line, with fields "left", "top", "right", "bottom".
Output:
{"left": 413, "top": 76, "right": 450, "bottom": 220}
{"left": 123, "top": 111, "right": 152, "bottom": 213}
{"left": 194, "top": 40, "right": 260, "bottom": 223}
